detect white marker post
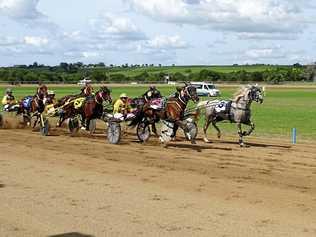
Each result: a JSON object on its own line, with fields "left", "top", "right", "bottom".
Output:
{"left": 292, "top": 128, "right": 297, "bottom": 144}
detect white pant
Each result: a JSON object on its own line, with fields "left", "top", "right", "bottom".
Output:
{"left": 113, "top": 113, "right": 135, "bottom": 121}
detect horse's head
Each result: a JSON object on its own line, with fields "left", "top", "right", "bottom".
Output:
{"left": 183, "top": 83, "right": 199, "bottom": 103}
{"left": 97, "top": 86, "right": 112, "bottom": 103}
{"left": 247, "top": 84, "right": 264, "bottom": 104}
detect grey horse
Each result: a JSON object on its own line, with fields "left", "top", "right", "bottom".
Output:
{"left": 197, "top": 85, "right": 264, "bottom": 147}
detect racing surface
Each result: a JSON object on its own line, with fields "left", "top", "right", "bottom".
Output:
{"left": 0, "top": 120, "right": 316, "bottom": 237}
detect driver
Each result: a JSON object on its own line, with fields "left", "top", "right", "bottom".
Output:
{"left": 80, "top": 81, "right": 94, "bottom": 97}
{"left": 46, "top": 90, "right": 56, "bottom": 105}
{"left": 2, "top": 88, "right": 16, "bottom": 111}
{"left": 113, "top": 93, "right": 135, "bottom": 120}
{"left": 142, "top": 85, "right": 161, "bottom": 102}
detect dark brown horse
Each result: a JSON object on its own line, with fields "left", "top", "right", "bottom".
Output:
{"left": 159, "top": 83, "right": 199, "bottom": 139}
{"left": 129, "top": 97, "right": 163, "bottom": 135}
{"left": 82, "top": 86, "right": 112, "bottom": 130}
{"left": 17, "top": 93, "right": 46, "bottom": 127}
{"left": 56, "top": 86, "right": 112, "bottom": 129}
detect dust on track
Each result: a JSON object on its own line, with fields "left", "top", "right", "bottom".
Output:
{"left": 0, "top": 126, "right": 315, "bottom": 237}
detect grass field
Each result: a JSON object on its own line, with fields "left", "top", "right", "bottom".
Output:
{"left": 1, "top": 85, "right": 315, "bottom": 141}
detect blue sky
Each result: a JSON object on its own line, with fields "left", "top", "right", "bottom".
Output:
{"left": 0, "top": 0, "right": 315, "bottom": 66}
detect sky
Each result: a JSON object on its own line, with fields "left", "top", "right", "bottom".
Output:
{"left": 0, "top": 0, "right": 315, "bottom": 66}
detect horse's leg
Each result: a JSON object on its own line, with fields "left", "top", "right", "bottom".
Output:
{"left": 237, "top": 123, "right": 245, "bottom": 147}
{"left": 57, "top": 113, "right": 64, "bottom": 127}
{"left": 151, "top": 123, "right": 158, "bottom": 136}
{"left": 243, "top": 121, "right": 255, "bottom": 136}
{"left": 32, "top": 115, "right": 39, "bottom": 129}
{"left": 212, "top": 120, "right": 221, "bottom": 139}
{"left": 86, "top": 117, "right": 90, "bottom": 131}
{"left": 80, "top": 113, "right": 86, "bottom": 129}
{"left": 203, "top": 115, "right": 212, "bottom": 143}
{"left": 58, "top": 115, "right": 67, "bottom": 127}
{"left": 171, "top": 123, "right": 179, "bottom": 140}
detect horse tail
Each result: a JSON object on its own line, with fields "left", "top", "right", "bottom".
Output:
{"left": 197, "top": 100, "right": 209, "bottom": 109}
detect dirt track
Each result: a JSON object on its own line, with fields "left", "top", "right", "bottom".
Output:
{"left": 0, "top": 125, "right": 316, "bottom": 237}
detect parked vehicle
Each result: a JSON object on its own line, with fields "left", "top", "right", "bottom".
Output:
{"left": 191, "top": 82, "right": 220, "bottom": 97}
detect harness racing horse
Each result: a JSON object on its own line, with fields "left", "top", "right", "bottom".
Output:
{"left": 159, "top": 83, "right": 200, "bottom": 144}
{"left": 82, "top": 86, "right": 112, "bottom": 132}
{"left": 55, "top": 87, "right": 112, "bottom": 132}
{"left": 129, "top": 97, "right": 164, "bottom": 138}
{"left": 198, "top": 84, "right": 264, "bottom": 147}
{"left": 17, "top": 92, "right": 46, "bottom": 128}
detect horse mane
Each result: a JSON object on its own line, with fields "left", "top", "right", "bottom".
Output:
{"left": 233, "top": 85, "right": 251, "bottom": 102}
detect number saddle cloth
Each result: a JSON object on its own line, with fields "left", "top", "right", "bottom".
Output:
{"left": 148, "top": 98, "right": 164, "bottom": 110}
{"left": 214, "top": 100, "right": 232, "bottom": 114}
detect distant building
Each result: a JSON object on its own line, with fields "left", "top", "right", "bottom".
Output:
{"left": 77, "top": 78, "right": 92, "bottom": 85}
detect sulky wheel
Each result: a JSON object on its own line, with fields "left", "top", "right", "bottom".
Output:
{"left": 40, "top": 117, "right": 50, "bottom": 136}
{"left": 184, "top": 121, "right": 198, "bottom": 142}
{"left": 136, "top": 122, "right": 151, "bottom": 142}
{"left": 89, "top": 119, "right": 97, "bottom": 135}
{"left": 107, "top": 122, "right": 121, "bottom": 144}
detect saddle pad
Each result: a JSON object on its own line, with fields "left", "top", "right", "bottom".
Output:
{"left": 73, "top": 97, "right": 85, "bottom": 109}
{"left": 22, "top": 96, "right": 33, "bottom": 110}
{"left": 149, "top": 98, "right": 163, "bottom": 110}
{"left": 215, "top": 101, "right": 229, "bottom": 113}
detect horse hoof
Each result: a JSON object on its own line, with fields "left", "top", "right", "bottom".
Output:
{"left": 191, "top": 140, "right": 196, "bottom": 145}
{"left": 217, "top": 134, "right": 221, "bottom": 139}
{"left": 203, "top": 137, "right": 210, "bottom": 143}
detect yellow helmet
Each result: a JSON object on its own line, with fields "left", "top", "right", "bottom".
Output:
{"left": 120, "top": 93, "right": 128, "bottom": 98}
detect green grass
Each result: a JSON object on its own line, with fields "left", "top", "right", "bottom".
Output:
{"left": 1, "top": 85, "right": 315, "bottom": 141}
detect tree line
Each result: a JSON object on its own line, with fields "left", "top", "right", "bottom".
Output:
{"left": 0, "top": 62, "right": 314, "bottom": 84}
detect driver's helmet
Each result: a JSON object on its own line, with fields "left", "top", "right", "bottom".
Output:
{"left": 120, "top": 93, "right": 128, "bottom": 99}
{"left": 48, "top": 90, "right": 55, "bottom": 96}
{"left": 6, "top": 88, "right": 12, "bottom": 94}
{"left": 149, "top": 85, "right": 156, "bottom": 90}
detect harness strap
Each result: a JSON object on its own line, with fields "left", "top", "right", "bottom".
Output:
{"left": 230, "top": 106, "right": 249, "bottom": 111}
{"left": 168, "top": 100, "right": 185, "bottom": 111}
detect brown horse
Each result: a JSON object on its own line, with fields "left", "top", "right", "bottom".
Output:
{"left": 159, "top": 83, "right": 199, "bottom": 139}
{"left": 56, "top": 86, "right": 112, "bottom": 130}
{"left": 129, "top": 97, "right": 163, "bottom": 135}
{"left": 17, "top": 93, "right": 45, "bottom": 127}
{"left": 82, "top": 86, "right": 112, "bottom": 131}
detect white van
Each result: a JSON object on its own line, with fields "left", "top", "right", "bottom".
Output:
{"left": 191, "top": 82, "right": 220, "bottom": 97}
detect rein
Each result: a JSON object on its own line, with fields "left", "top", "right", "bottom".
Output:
{"left": 95, "top": 92, "right": 103, "bottom": 104}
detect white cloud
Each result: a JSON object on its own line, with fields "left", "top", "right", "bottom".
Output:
{"left": 146, "top": 35, "right": 188, "bottom": 49}
{"left": 0, "top": 0, "right": 43, "bottom": 19}
{"left": 245, "top": 48, "right": 276, "bottom": 59}
{"left": 237, "top": 32, "right": 298, "bottom": 41}
{"left": 128, "top": 0, "right": 190, "bottom": 22}
{"left": 128, "top": 0, "right": 309, "bottom": 36}
{"left": 242, "top": 45, "right": 305, "bottom": 62}
{"left": 82, "top": 51, "right": 99, "bottom": 58}
{"left": 0, "top": 36, "right": 21, "bottom": 45}
{"left": 23, "top": 36, "right": 48, "bottom": 47}
{"left": 90, "top": 13, "right": 147, "bottom": 41}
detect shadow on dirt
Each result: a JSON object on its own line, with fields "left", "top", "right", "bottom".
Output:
{"left": 215, "top": 140, "right": 291, "bottom": 149}
{"left": 0, "top": 183, "right": 5, "bottom": 188}
{"left": 48, "top": 233, "right": 94, "bottom": 237}
{"left": 166, "top": 143, "right": 233, "bottom": 152}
